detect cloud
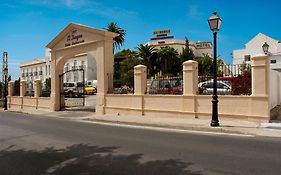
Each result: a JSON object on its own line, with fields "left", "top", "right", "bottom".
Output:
{"left": 28, "top": 0, "right": 97, "bottom": 9}
{"left": 27, "top": 0, "right": 137, "bottom": 19}
{"left": 187, "top": 5, "right": 202, "bottom": 19}
{"left": 82, "top": 5, "right": 138, "bottom": 20}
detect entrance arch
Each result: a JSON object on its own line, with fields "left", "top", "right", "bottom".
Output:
{"left": 46, "top": 23, "right": 117, "bottom": 114}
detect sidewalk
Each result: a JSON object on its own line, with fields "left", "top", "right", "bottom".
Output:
{"left": 6, "top": 108, "right": 281, "bottom": 138}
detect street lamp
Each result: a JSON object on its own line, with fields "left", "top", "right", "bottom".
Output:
{"left": 208, "top": 12, "right": 222, "bottom": 127}
{"left": 262, "top": 42, "right": 269, "bottom": 55}
{"left": 3, "top": 67, "right": 8, "bottom": 110}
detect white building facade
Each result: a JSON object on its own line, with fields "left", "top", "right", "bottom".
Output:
{"left": 147, "top": 39, "right": 212, "bottom": 58}
{"left": 20, "top": 48, "right": 97, "bottom": 90}
{"left": 232, "top": 33, "right": 281, "bottom": 70}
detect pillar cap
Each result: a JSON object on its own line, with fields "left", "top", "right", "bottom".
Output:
{"left": 251, "top": 55, "right": 268, "bottom": 60}
{"left": 183, "top": 60, "right": 198, "bottom": 65}
{"left": 134, "top": 64, "right": 146, "bottom": 69}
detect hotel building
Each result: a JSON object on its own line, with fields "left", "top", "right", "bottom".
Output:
{"left": 20, "top": 48, "right": 97, "bottom": 90}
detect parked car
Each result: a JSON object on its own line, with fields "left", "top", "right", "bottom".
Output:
{"left": 198, "top": 80, "right": 232, "bottom": 95}
{"left": 148, "top": 77, "right": 183, "bottom": 95}
{"left": 86, "top": 80, "right": 97, "bottom": 92}
{"left": 64, "top": 82, "right": 84, "bottom": 98}
{"left": 84, "top": 86, "right": 96, "bottom": 95}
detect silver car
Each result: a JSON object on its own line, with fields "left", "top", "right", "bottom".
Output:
{"left": 198, "top": 80, "right": 232, "bottom": 95}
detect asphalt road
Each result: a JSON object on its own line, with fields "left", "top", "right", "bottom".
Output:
{"left": 0, "top": 111, "right": 281, "bottom": 175}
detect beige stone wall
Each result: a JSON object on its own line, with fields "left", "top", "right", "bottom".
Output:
{"left": 8, "top": 96, "right": 51, "bottom": 111}
{"left": 103, "top": 55, "right": 270, "bottom": 123}
{"left": 104, "top": 95, "right": 269, "bottom": 122}
{"left": 8, "top": 79, "right": 51, "bottom": 111}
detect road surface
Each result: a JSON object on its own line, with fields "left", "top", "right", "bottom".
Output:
{"left": 0, "top": 111, "right": 280, "bottom": 175}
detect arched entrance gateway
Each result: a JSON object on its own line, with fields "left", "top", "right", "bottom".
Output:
{"left": 46, "top": 23, "right": 118, "bottom": 113}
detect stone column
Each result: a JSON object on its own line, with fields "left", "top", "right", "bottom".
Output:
{"left": 8, "top": 81, "right": 14, "bottom": 96}
{"left": 34, "top": 79, "right": 42, "bottom": 98}
{"left": 134, "top": 65, "right": 147, "bottom": 95}
{"left": 20, "top": 80, "right": 27, "bottom": 97}
{"left": 50, "top": 52, "right": 63, "bottom": 111}
{"left": 251, "top": 55, "right": 269, "bottom": 96}
{"left": 183, "top": 60, "right": 198, "bottom": 95}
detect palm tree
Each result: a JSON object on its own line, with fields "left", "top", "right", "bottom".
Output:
{"left": 196, "top": 54, "right": 214, "bottom": 76}
{"left": 106, "top": 22, "right": 126, "bottom": 52}
{"left": 157, "top": 46, "right": 179, "bottom": 75}
{"left": 136, "top": 44, "right": 157, "bottom": 76}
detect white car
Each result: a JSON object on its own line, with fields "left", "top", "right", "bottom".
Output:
{"left": 198, "top": 80, "right": 232, "bottom": 95}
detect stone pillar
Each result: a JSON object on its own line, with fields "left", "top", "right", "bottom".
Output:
{"left": 50, "top": 52, "right": 63, "bottom": 111}
{"left": 183, "top": 60, "right": 198, "bottom": 95}
{"left": 251, "top": 55, "right": 269, "bottom": 96}
{"left": 34, "top": 79, "right": 42, "bottom": 98}
{"left": 8, "top": 81, "right": 14, "bottom": 96}
{"left": 134, "top": 65, "right": 147, "bottom": 95}
{"left": 95, "top": 39, "right": 114, "bottom": 115}
{"left": 20, "top": 80, "right": 27, "bottom": 97}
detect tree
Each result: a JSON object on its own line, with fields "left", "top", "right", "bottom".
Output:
{"left": 157, "top": 46, "right": 180, "bottom": 76}
{"left": 196, "top": 54, "right": 214, "bottom": 76}
{"left": 196, "top": 54, "right": 225, "bottom": 76}
{"left": 114, "top": 49, "right": 141, "bottom": 87}
{"left": 179, "top": 38, "right": 195, "bottom": 63}
{"left": 106, "top": 22, "right": 126, "bottom": 51}
{"left": 136, "top": 44, "right": 157, "bottom": 76}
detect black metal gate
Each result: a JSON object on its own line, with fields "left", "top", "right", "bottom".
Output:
{"left": 59, "top": 69, "right": 85, "bottom": 110}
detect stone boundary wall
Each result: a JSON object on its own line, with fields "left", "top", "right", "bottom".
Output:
{"left": 8, "top": 79, "right": 51, "bottom": 111}
{"left": 7, "top": 55, "right": 271, "bottom": 122}
{"left": 103, "top": 55, "right": 270, "bottom": 122}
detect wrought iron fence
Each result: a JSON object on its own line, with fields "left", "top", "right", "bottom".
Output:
{"left": 146, "top": 76, "right": 183, "bottom": 95}
{"left": 108, "top": 73, "right": 134, "bottom": 94}
{"left": 13, "top": 80, "right": 20, "bottom": 96}
{"left": 198, "top": 63, "right": 252, "bottom": 95}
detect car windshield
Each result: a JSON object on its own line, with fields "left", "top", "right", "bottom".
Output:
{"left": 171, "top": 79, "right": 183, "bottom": 88}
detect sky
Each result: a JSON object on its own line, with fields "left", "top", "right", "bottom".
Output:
{"left": 1, "top": 0, "right": 281, "bottom": 80}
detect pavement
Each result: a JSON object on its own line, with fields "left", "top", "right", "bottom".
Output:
{"left": 5, "top": 108, "right": 281, "bottom": 138}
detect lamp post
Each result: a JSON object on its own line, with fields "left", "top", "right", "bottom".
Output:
{"left": 208, "top": 12, "right": 222, "bottom": 127}
{"left": 262, "top": 42, "right": 269, "bottom": 55}
{"left": 3, "top": 68, "right": 8, "bottom": 110}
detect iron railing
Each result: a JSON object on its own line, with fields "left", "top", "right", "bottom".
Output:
{"left": 198, "top": 64, "right": 252, "bottom": 95}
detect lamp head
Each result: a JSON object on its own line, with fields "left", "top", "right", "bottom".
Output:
{"left": 208, "top": 12, "right": 222, "bottom": 32}
{"left": 262, "top": 42, "right": 269, "bottom": 55}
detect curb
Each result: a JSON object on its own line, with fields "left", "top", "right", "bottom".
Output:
{"left": 83, "top": 118, "right": 256, "bottom": 136}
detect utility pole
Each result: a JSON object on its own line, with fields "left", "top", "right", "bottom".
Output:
{"left": 3, "top": 52, "right": 8, "bottom": 110}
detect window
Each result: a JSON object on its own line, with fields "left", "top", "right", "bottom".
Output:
{"left": 80, "top": 61, "right": 85, "bottom": 69}
{"left": 271, "top": 60, "right": 277, "bottom": 64}
{"left": 159, "top": 80, "right": 170, "bottom": 88}
{"left": 48, "top": 65, "right": 51, "bottom": 75}
{"left": 45, "top": 65, "right": 48, "bottom": 75}
{"left": 244, "top": 55, "right": 251, "bottom": 62}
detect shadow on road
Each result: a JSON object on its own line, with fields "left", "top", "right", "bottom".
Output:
{"left": 0, "top": 144, "right": 202, "bottom": 175}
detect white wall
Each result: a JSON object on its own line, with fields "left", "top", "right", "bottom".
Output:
{"left": 270, "top": 69, "right": 281, "bottom": 108}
